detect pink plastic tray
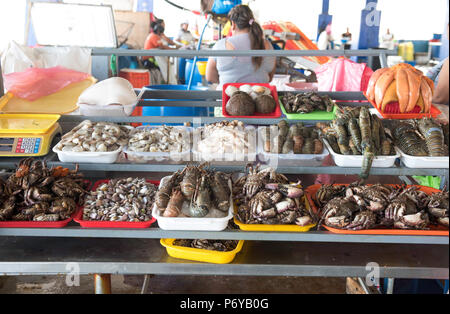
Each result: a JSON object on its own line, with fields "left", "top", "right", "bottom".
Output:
{"left": 74, "top": 179, "right": 159, "bottom": 229}
{"left": 222, "top": 83, "right": 282, "bottom": 119}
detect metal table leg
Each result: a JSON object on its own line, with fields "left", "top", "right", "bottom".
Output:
{"left": 94, "top": 274, "right": 112, "bottom": 294}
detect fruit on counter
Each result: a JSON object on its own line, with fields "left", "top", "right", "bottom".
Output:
{"left": 225, "top": 85, "right": 276, "bottom": 116}
{"left": 314, "top": 183, "right": 448, "bottom": 230}
{"left": 318, "top": 106, "right": 395, "bottom": 179}
{"left": 366, "top": 63, "right": 434, "bottom": 114}
{"left": 83, "top": 178, "right": 157, "bottom": 222}
{"left": 155, "top": 164, "right": 231, "bottom": 218}
{"left": 234, "top": 165, "right": 315, "bottom": 226}
{"left": 391, "top": 118, "right": 449, "bottom": 157}
{"left": 127, "top": 125, "right": 190, "bottom": 153}
{"left": 194, "top": 120, "right": 256, "bottom": 156}
{"left": 0, "top": 158, "right": 86, "bottom": 222}
{"left": 261, "top": 120, "right": 323, "bottom": 155}
{"left": 281, "top": 92, "right": 335, "bottom": 114}
{"left": 55, "top": 120, "right": 130, "bottom": 152}
{"left": 226, "top": 92, "right": 256, "bottom": 116}
{"left": 173, "top": 239, "right": 239, "bottom": 252}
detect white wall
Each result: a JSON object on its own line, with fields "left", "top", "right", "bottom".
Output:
{"left": 0, "top": 0, "right": 27, "bottom": 51}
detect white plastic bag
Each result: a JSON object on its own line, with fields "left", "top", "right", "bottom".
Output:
{"left": 1, "top": 41, "right": 92, "bottom": 75}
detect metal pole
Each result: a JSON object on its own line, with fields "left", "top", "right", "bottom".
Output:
{"left": 380, "top": 52, "right": 388, "bottom": 68}
{"left": 94, "top": 274, "right": 112, "bottom": 294}
{"left": 386, "top": 278, "right": 395, "bottom": 294}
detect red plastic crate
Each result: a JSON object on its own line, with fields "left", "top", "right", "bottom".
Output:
{"left": 119, "top": 69, "right": 150, "bottom": 89}
{"left": 74, "top": 179, "right": 159, "bottom": 229}
{"left": 222, "top": 83, "right": 282, "bottom": 119}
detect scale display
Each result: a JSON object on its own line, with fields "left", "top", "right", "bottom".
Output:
{"left": 0, "top": 137, "right": 42, "bottom": 154}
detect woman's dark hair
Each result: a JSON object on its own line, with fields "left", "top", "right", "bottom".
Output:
{"left": 151, "top": 19, "right": 165, "bottom": 35}
{"left": 228, "top": 5, "right": 265, "bottom": 69}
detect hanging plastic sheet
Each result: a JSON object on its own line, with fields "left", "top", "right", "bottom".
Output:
{"left": 315, "top": 57, "right": 373, "bottom": 92}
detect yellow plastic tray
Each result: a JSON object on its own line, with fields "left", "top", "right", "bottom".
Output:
{"left": 160, "top": 239, "right": 244, "bottom": 264}
{"left": 0, "top": 77, "right": 97, "bottom": 114}
{"left": 0, "top": 114, "right": 60, "bottom": 134}
{"left": 233, "top": 196, "right": 317, "bottom": 232}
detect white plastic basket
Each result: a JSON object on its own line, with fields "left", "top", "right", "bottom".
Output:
{"left": 192, "top": 126, "right": 257, "bottom": 165}
{"left": 323, "top": 139, "right": 400, "bottom": 168}
{"left": 124, "top": 126, "right": 192, "bottom": 164}
{"left": 399, "top": 149, "right": 449, "bottom": 169}
{"left": 256, "top": 127, "right": 329, "bottom": 166}
{"left": 152, "top": 176, "right": 233, "bottom": 231}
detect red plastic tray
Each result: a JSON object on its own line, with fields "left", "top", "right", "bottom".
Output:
{"left": 305, "top": 184, "right": 449, "bottom": 236}
{"left": 0, "top": 208, "right": 81, "bottom": 228}
{"left": 0, "top": 180, "right": 91, "bottom": 228}
{"left": 74, "top": 179, "right": 159, "bottom": 229}
{"left": 364, "top": 93, "right": 442, "bottom": 119}
{"left": 222, "top": 83, "right": 282, "bottom": 119}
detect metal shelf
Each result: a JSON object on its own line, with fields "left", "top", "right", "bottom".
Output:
{"left": 0, "top": 237, "right": 447, "bottom": 279}
{"left": 0, "top": 227, "right": 447, "bottom": 245}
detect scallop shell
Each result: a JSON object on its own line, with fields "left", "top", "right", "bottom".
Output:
{"left": 225, "top": 85, "right": 239, "bottom": 97}
{"left": 239, "top": 84, "right": 253, "bottom": 94}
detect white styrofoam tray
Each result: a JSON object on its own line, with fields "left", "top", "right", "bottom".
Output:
{"left": 53, "top": 145, "right": 123, "bottom": 164}
{"left": 152, "top": 176, "right": 233, "bottom": 231}
{"left": 323, "top": 139, "right": 400, "bottom": 168}
{"left": 256, "top": 127, "right": 329, "bottom": 166}
{"left": 124, "top": 126, "right": 192, "bottom": 164}
{"left": 192, "top": 126, "right": 257, "bottom": 164}
{"left": 399, "top": 149, "right": 449, "bottom": 169}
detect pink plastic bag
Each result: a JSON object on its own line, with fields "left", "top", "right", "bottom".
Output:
{"left": 315, "top": 58, "right": 373, "bottom": 92}
{"left": 3, "top": 66, "right": 90, "bottom": 101}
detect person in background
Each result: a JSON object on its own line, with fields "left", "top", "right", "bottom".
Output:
{"left": 341, "top": 27, "right": 352, "bottom": 49}
{"left": 176, "top": 20, "right": 196, "bottom": 47}
{"left": 144, "top": 19, "right": 181, "bottom": 52}
{"left": 317, "top": 23, "right": 334, "bottom": 50}
{"left": 143, "top": 19, "right": 180, "bottom": 84}
{"left": 380, "top": 28, "right": 395, "bottom": 50}
{"left": 206, "top": 5, "right": 276, "bottom": 86}
{"left": 427, "top": 24, "right": 449, "bottom": 106}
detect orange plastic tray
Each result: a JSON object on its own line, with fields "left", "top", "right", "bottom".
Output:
{"left": 364, "top": 93, "right": 442, "bottom": 119}
{"left": 305, "top": 184, "right": 449, "bottom": 236}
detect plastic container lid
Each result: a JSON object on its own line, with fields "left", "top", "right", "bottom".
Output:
{"left": 0, "top": 114, "right": 60, "bottom": 134}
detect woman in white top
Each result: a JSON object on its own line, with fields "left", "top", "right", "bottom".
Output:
{"left": 206, "top": 5, "right": 276, "bottom": 86}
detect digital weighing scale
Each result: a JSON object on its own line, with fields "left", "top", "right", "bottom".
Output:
{"left": 0, "top": 114, "right": 62, "bottom": 157}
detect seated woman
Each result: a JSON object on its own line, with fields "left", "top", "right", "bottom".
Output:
{"left": 206, "top": 5, "right": 276, "bottom": 87}
{"left": 143, "top": 19, "right": 181, "bottom": 84}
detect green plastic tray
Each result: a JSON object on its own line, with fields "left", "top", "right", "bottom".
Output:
{"left": 280, "top": 100, "right": 337, "bottom": 120}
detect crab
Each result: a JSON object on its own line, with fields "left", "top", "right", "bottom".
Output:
{"left": 366, "top": 63, "right": 434, "bottom": 113}
{"left": 319, "top": 198, "right": 360, "bottom": 229}
{"left": 385, "top": 195, "right": 430, "bottom": 230}
{"left": 426, "top": 191, "right": 449, "bottom": 227}
{"left": 315, "top": 184, "right": 346, "bottom": 208}
{"left": 235, "top": 165, "right": 289, "bottom": 199}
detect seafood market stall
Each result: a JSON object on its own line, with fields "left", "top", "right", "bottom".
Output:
{"left": 0, "top": 49, "right": 448, "bottom": 294}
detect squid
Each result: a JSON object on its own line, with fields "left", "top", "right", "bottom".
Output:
{"left": 366, "top": 63, "right": 435, "bottom": 114}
